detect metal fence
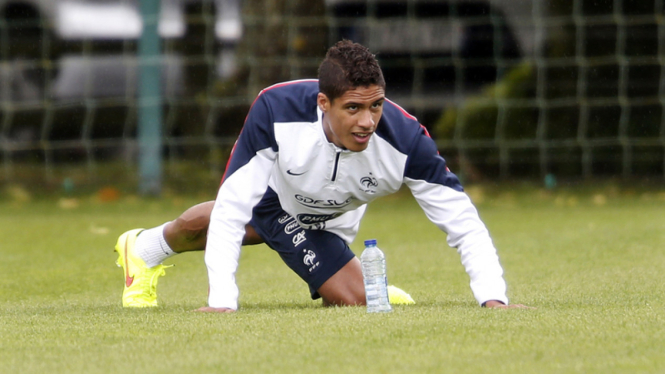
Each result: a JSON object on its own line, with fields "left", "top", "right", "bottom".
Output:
{"left": 0, "top": 0, "right": 664, "bottom": 190}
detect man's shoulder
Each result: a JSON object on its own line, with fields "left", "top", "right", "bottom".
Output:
{"left": 375, "top": 99, "right": 424, "bottom": 154}
{"left": 256, "top": 79, "right": 319, "bottom": 123}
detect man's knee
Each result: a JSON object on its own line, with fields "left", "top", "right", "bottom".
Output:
{"left": 322, "top": 291, "right": 366, "bottom": 307}
{"left": 318, "top": 257, "right": 366, "bottom": 307}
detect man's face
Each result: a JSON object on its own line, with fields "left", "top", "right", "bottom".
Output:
{"left": 318, "top": 85, "right": 385, "bottom": 152}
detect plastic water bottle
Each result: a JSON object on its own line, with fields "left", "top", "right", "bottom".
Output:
{"left": 360, "top": 239, "right": 392, "bottom": 313}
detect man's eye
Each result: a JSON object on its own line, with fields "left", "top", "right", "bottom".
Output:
{"left": 348, "top": 105, "right": 358, "bottom": 110}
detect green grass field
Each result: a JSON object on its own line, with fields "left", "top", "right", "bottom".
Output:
{"left": 1, "top": 185, "right": 664, "bottom": 373}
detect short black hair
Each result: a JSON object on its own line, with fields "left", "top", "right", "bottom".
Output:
{"left": 318, "top": 40, "right": 385, "bottom": 102}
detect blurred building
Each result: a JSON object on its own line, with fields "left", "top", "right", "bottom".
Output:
{"left": 0, "top": 0, "right": 241, "bottom": 102}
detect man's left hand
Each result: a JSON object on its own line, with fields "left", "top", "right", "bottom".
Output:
{"left": 484, "top": 300, "right": 534, "bottom": 309}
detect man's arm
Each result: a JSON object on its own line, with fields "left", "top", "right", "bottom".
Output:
{"left": 406, "top": 177, "right": 509, "bottom": 305}
{"left": 403, "top": 127, "right": 509, "bottom": 306}
{"left": 203, "top": 93, "right": 278, "bottom": 310}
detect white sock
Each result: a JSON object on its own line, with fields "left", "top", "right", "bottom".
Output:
{"left": 135, "top": 223, "right": 176, "bottom": 267}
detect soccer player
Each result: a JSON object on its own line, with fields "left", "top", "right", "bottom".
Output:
{"left": 115, "top": 40, "right": 528, "bottom": 311}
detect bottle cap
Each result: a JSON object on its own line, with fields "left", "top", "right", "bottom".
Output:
{"left": 364, "top": 239, "right": 377, "bottom": 246}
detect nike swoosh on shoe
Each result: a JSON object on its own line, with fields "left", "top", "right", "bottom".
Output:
{"left": 125, "top": 239, "right": 134, "bottom": 287}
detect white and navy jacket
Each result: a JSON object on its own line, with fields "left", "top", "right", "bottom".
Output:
{"left": 206, "top": 79, "right": 508, "bottom": 309}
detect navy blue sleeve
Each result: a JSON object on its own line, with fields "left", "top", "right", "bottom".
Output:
{"left": 222, "top": 93, "right": 278, "bottom": 183}
{"left": 403, "top": 126, "right": 464, "bottom": 192}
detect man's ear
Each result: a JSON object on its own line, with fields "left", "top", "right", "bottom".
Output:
{"left": 317, "top": 93, "right": 330, "bottom": 113}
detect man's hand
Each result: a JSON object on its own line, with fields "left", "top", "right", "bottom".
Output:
{"left": 484, "top": 300, "right": 534, "bottom": 309}
{"left": 193, "top": 306, "right": 236, "bottom": 313}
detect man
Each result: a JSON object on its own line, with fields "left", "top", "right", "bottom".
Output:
{"left": 115, "top": 40, "right": 528, "bottom": 311}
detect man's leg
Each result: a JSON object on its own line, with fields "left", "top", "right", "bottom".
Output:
{"left": 162, "top": 201, "right": 213, "bottom": 252}
{"left": 164, "top": 201, "right": 263, "bottom": 253}
{"left": 130, "top": 201, "right": 262, "bottom": 268}
{"left": 116, "top": 200, "right": 263, "bottom": 307}
{"left": 317, "top": 257, "right": 365, "bottom": 306}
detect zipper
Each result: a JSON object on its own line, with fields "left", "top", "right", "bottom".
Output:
{"left": 331, "top": 149, "right": 341, "bottom": 182}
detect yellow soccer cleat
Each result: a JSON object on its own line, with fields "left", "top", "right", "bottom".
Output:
{"left": 114, "top": 229, "right": 169, "bottom": 307}
{"left": 387, "top": 285, "right": 415, "bottom": 305}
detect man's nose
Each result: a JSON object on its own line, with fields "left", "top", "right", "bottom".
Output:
{"left": 358, "top": 109, "right": 375, "bottom": 129}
